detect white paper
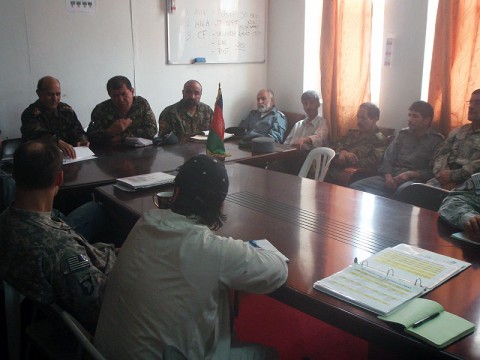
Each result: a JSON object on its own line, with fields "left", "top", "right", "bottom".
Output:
{"left": 249, "top": 239, "right": 289, "bottom": 262}
{"left": 190, "top": 133, "right": 234, "bottom": 142}
{"left": 116, "top": 171, "right": 175, "bottom": 190}
{"left": 62, "top": 146, "right": 96, "bottom": 164}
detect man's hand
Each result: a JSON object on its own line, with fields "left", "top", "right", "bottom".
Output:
{"left": 76, "top": 140, "right": 90, "bottom": 147}
{"left": 338, "top": 150, "right": 359, "bottom": 166}
{"left": 464, "top": 215, "right": 480, "bottom": 243}
{"left": 393, "top": 171, "right": 411, "bottom": 185}
{"left": 384, "top": 173, "right": 397, "bottom": 191}
{"left": 436, "top": 170, "right": 452, "bottom": 185}
{"left": 108, "top": 118, "right": 133, "bottom": 136}
{"left": 58, "top": 139, "right": 76, "bottom": 159}
{"left": 292, "top": 137, "right": 312, "bottom": 149}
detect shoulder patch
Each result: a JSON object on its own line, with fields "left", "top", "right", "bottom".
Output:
{"left": 63, "top": 254, "right": 90, "bottom": 275}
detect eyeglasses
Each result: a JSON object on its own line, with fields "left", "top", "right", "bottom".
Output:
{"left": 467, "top": 100, "right": 480, "bottom": 106}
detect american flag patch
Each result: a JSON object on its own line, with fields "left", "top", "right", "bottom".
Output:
{"left": 64, "top": 254, "right": 90, "bottom": 274}
{"left": 472, "top": 173, "right": 480, "bottom": 189}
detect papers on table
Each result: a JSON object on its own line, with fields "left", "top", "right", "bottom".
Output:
{"left": 190, "top": 131, "right": 234, "bottom": 142}
{"left": 125, "top": 137, "right": 153, "bottom": 147}
{"left": 313, "top": 244, "right": 470, "bottom": 315}
{"left": 115, "top": 171, "right": 175, "bottom": 192}
{"left": 62, "top": 146, "right": 96, "bottom": 164}
{"left": 249, "top": 239, "right": 289, "bottom": 262}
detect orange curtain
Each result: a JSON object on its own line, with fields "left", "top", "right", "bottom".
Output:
{"left": 320, "top": 0, "right": 372, "bottom": 142}
{"left": 428, "top": 0, "right": 480, "bottom": 136}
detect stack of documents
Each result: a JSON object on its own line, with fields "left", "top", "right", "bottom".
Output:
{"left": 190, "top": 131, "right": 234, "bottom": 142}
{"left": 115, "top": 172, "right": 175, "bottom": 192}
{"left": 63, "top": 146, "right": 96, "bottom": 164}
{"left": 313, "top": 244, "right": 470, "bottom": 315}
{"left": 125, "top": 137, "right": 153, "bottom": 147}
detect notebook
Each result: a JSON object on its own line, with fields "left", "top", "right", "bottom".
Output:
{"left": 115, "top": 172, "right": 175, "bottom": 192}
{"left": 378, "top": 298, "right": 475, "bottom": 348}
{"left": 313, "top": 244, "right": 470, "bottom": 315}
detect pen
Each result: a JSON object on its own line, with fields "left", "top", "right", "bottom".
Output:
{"left": 412, "top": 312, "right": 440, "bottom": 328}
{"left": 249, "top": 240, "right": 260, "bottom": 248}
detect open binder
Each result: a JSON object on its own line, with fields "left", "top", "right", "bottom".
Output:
{"left": 313, "top": 244, "right": 470, "bottom": 315}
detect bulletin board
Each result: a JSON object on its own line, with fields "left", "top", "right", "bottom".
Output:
{"left": 166, "top": 0, "right": 266, "bottom": 64}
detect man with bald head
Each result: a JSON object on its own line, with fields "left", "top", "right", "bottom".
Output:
{"left": 157, "top": 80, "right": 213, "bottom": 144}
{"left": 21, "top": 76, "right": 89, "bottom": 158}
{"left": 238, "top": 89, "right": 287, "bottom": 147}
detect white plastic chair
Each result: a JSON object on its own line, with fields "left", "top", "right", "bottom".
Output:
{"left": 298, "top": 147, "right": 336, "bottom": 181}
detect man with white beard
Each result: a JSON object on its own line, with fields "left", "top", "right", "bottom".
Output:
{"left": 238, "top": 89, "right": 287, "bottom": 147}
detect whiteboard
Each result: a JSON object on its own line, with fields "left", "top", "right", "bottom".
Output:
{"left": 166, "top": 0, "right": 266, "bottom": 64}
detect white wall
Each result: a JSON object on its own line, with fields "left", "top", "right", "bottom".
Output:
{"left": 267, "top": 0, "right": 306, "bottom": 114}
{"left": 0, "top": 0, "right": 267, "bottom": 139}
{"left": 378, "top": 0, "right": 429, "bottom": 130}
{"left": 0, "top": 0, "right": 435, "bottom": 139}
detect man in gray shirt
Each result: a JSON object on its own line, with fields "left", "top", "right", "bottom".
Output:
{"left": 350, "top": 101, "right": 444, "bottom": 198}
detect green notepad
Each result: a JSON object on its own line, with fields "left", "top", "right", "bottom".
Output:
{"left": 378, "top": 298, "right": 475, "bottom": 348}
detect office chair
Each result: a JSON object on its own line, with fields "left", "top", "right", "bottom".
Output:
{"left": 25, "top": 303, "right": 106, "bottom": 360}
{"left": 0, "top": 138, "right": 22, "bottom": 163}
{"left": 298, "top": 147, "right": 335, "bottom": 181}
{"left": 3, "top": 280, "right": 26, "bottom": 360}
{"left": 393, "top": 183, "right": 449, "bottom": 211}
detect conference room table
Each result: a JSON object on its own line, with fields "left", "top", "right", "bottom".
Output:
{"left": 94, "top": 163, "right": 480, "bottom": 360}
{"left": 55, "top": 139, "right": 298, "bottom": 212}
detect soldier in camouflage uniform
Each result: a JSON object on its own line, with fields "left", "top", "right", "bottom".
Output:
{"left": 351, "top": 101, "right": 444, "bottom": 198}
{"left": 157, "top": 80, "right": 213, "bottom": 144}
{"left": 325, "top": 103, "right": 387, "bottom": 184}
{"left": 21, "top": 76, "right": 88, "bottom": 159}
{"left": 87, "top": 76, "right": 157, "bottom": 146}
{"left": 439, "top": 174, "right": 480, "bottom": 243}
{"left": 427, "top": 89, "right": 480, "bottom": 190}
{"left": 0, "top": 140, "right": 116, "bottom": 329}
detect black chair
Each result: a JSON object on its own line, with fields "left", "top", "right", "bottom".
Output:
{"left": 394, "top": 183, "right": 449, "bottom": 211}
{"left": 1, "top": 138, "right": 22, "bottom": 163}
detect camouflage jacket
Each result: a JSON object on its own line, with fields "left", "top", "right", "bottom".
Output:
{"left": 334, "top": 128, "right": 388, "bottom": 170}
{"left": 158, "top": 99, "right": 213, "bottom": 139}
{"left": 438, "top": 176, "right": 480, "bottom": 229}
{"left": 88, "top": 96, "right": 157, "bottom": 145}
{"left": 21, "top": 100, "right": 87, "bottom": 145}
{"left": 378, "top": 127, "right": 444, "bottom": 181}
{"left": 433, "top": 124, "right": 480, "bottom": 184}
{"left": 0, "top": 206, "right": 116, "bottom": 328}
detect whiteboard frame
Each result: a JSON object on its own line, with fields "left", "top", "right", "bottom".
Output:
{"left": 166, "top": 0, "right": 266, "bottom": 65}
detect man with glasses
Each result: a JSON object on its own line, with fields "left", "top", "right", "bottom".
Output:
{"left": 427, "top": 89, "right": 480, "bottom": 190}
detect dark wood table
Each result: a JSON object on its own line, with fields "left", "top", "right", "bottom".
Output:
{"left": 94, "top": 163, "right": 480, "bottom": 360}
{"left": 56, "top": 140, "right": 298, "bottom": 213}
{"left": 61, "top": 140, "right": 297, "bottom": 190}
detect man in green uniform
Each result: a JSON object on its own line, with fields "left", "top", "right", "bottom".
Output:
{"left": 325, "top": 102, "right": 387, "bottom": 184}
{"left": 21, "top": 76, "right": 88, "bottom": 159}
{"left": 157, "top": 79, "right": 213, "bottom": 144}
{"left": 0, "top": 140, "right": 116, "bottom": 328}
{"left": 88, "top": 76, "right": 157, "bottom": 145}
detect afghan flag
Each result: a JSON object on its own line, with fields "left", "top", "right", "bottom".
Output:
{"left": 207, "top": 83, "right": 226, "bottom": 156}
